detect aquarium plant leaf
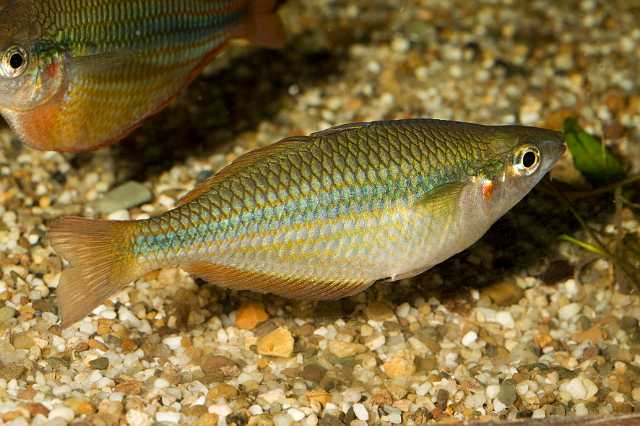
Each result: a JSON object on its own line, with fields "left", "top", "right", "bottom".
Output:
{"left": 563, "top": 118, "right": 626, "bottom": 185}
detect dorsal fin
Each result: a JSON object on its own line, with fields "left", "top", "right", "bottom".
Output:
{"left": 176, "top": 136, "right": 310, "bottom": 206}
{"left": 311, "top": 121, "right": 374, "bottom": 138}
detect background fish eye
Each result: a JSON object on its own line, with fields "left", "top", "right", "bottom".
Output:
{"left": 2, "top": 46, "right": 27, "bottom": 77}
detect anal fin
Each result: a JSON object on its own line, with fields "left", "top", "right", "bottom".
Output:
{"left": 184, "top": 261, "right": 372, "bottom": 300}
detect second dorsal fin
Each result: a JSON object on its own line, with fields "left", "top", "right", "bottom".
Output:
{"left": 176, "top": 136, "right": 310, "bottom": 206}
{"left": 311, "top": 121, "right": 374, "bottom": 138}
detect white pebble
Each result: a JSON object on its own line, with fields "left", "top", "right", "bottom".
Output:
{"left": 532, "top": 408, "right": 546, "bottom": 419}
{"left": 387, "top": 412, "right": 402, "bottom": 424}
{"left": 154, "top": 378, "right": 170, "bottom": 389}
{"left": 343, "top": 388, "right": 361, "bottom": 403}
{"left": 100, "top": 309, "right": 117, "bottom": 320}
{"left": 302, "top": 414, "right": 318, "bottom": 426}
{"left": 209, "top": 404, "right": 232, "bottom": 418}
{"left": 560, "top": 377, "right": 587, "bottom": 400}
{"left": 493, "top": 398, "right": 506, "bottom": 413}
{"left": 574, "top": 402, "right": 589, "bottom": 416}
{"left": 396, "top": 303, "right": 411, "bottom": 318}
{"left": 486, "top": 384, "right": 500, "bottom": 399}
{"left": 259, "top": 388, "right": 285, "bottom": 404}
{"left": 353, "top": 403, "right": 369, "bottom": 421}
{"left": 48, "top": 407, "right": 75, "bottom": 422}
{"left": 287, "top": 408, "right": 305, "bottom": 422}
{"left": 126, "top": 410, "right": 152, "bottom": 426}
{"left": 249, "top": 405, "right": 264, "bottom": 415}
{"left": 495, "top": 311, "right": 515, "bottom": 328}
{"left": 365, "top": 335, "right": 385, "bottom": 351}
{"left": 273, "top": 414, "right": 293, "bottom": 426}
{"left": 163, "top": 336, "right": 182, "bottom": 351}
{"left": 461, "top": 330, "right": 477, "bottom": 347}
{"left": 107, "top": 209, "right": 130, "bottom": 221}
{"left": 79, "top": 321, "right": 97, "bottom": 335}
{"left": 6, "top": 417, "right": 29, "bottom": 426}
{"left": 155, "top": 411, "right": 181, "bottom": 423}
{"left": 559, "top": 303, "right": 582, "bottom": 321}
{"left": 217, "top": 328, "right": 228, "bottom": 343}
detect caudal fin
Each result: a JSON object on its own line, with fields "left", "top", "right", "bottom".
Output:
{"left": 236, "top": 0, "right": 286, "bottom": 48}
{"left": 48, "top": 217, "right": 141, "bottom": 328}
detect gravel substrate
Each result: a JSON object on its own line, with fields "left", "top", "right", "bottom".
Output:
{"left": 0, "top": 1, "right": 639, "bottom": 425}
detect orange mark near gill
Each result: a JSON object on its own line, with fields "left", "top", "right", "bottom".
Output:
{"left": 46, "top": 62, "right": 60, "bottom": 78}
{"left": 482, "top": 180, "right": 494, "bottom": 200}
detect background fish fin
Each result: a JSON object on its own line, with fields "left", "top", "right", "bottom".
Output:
{"left": 69, "top": 50, "right": 144, "bottom": 74}
{"left": 184, "top": 261, "right": 372, "bottom": 300}
{"left": 414, "top": 182, "right": 466, "bottom": 214}
{"left": 176, "top": 136, "right": 310, "bottom": 206}
{"left": 311, "top": 121, "right": 374, "bottom": 137}
{"left": 234, "top": 0, "right": 286, "bottom": 48}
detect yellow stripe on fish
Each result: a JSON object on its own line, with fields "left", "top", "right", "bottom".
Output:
{"left": 0, "top": 0, "right": 285, "bottom": 151}
{"left": 49, "top": 119, "right": 566, "bottom": 327}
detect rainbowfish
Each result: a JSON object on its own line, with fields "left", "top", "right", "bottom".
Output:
{"left": 0, "top": 0, "right": 284, "bottom": 152}
{"left": 49, "top": 119, "right": 565, "bottom": 327}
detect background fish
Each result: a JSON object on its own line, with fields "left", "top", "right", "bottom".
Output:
{"left": 0, "top": 0, "right": 284, "bottom": 152}
{"left": 49, "top": 119, "right": 565, "bottom": 327}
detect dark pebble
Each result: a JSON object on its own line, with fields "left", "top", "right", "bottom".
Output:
{"left": 436, "top": 389, "right": 449, "bottom": 410}
{"left": 319, "top": 413, "right": 345, "bottom": 426}
{"left": 497, "top": 379, "right": 517, "bottom": 406}
{"left": 540, "top": 260, "right": 574, "bottom": 285}
{"left": 89, "top": 357, "right": 109, "bottom": 370}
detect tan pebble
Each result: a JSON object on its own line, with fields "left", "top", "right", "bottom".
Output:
{"left": 98, "top": 400, "right": 123, "bottom": 421}
{"left": 12, "top": 332, "right": 35, "bottom": 349}
{"left": 328, "top": 340, "right": 366, "bottom": 358}
{"left": 383, "top": 352, "right": 416, "bottom": 378}
{"left": 17, "top": 388, "right": 37, "bottom": 400}
{"left": 114, "top": 381, "right": 141, "bottom": 395}
{"left": 27, "top": 403, "right": 49, "bottom": 417}
{"left": 66, "top": 398, "right": 94, "bottom": 415}
{"left": 370, "top": 389, "right": 393, "bottom": 406}
{"left": 572, "top": 326, "right": 604, "bottom": 344}
{"left": 38, "top": 196, "right": 51, "bottom": 208}
{"left": 534, "top": 332, "right": 554, "bottom": 348}
{"left": 88, "top": 339, "right": 109, "bottom": 352}
{"left": 603, "top": 90, "right": 626, "bottom": 112}
{"left": 2, "top": 410, "right": 24, "bottom": 421}
{"left": 257, "top": 358, "right": 270, "bottom": 369}
{"left": 195, "top": 413, "right": 219, "bottom": 426}
{"left": 256, "top": 327, "right": 294, "bottom": 358}
{"left": 121, "top": 338, "right": 138, "bottom": 352}
{"left": 481, "top": 280, "right": 524, "bottom": 306}
{"left": 393, "top": 399, "right": 411, "bottom": 412}
{"left": 96, "top": 319, "right": 113, "bottom": 335}
{"left": 365, "top": 302, "right": 396, "bottom": 321}
{"left": 235, "top": 302, "right": 269, "bottom": 330}
{"left": 207, "top": 384, "right": 238, "bottom": 402}
{"left": 306, "top": 389, "right": 331, "bottom": 405}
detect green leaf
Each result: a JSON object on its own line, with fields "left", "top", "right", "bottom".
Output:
{"left": 563, "top": 118, "right": 626, "bottom": 185}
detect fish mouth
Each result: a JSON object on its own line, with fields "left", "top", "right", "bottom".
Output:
{"left": 541, "top": 137, "right": 567, "bottom": 164}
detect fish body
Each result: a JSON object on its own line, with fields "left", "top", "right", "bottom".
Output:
{"left": 50, "top": 119, "right": 566, "bottom": 326}
{"left": 0, "top": 0, "right": 284, "bottom": 152}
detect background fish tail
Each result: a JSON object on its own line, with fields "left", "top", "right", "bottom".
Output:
{"left": 48, "top": 217, "right": 144, "bottom": 328}
{"left": 235, "top": 0, "right": 286, "bottom": 48}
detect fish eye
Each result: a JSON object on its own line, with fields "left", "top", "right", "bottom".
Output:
{"left": 1, "top": 46, "right": 28, "bottom": 78}
{"left": 514, "top": 145, "right": 541, "bottom": 176}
